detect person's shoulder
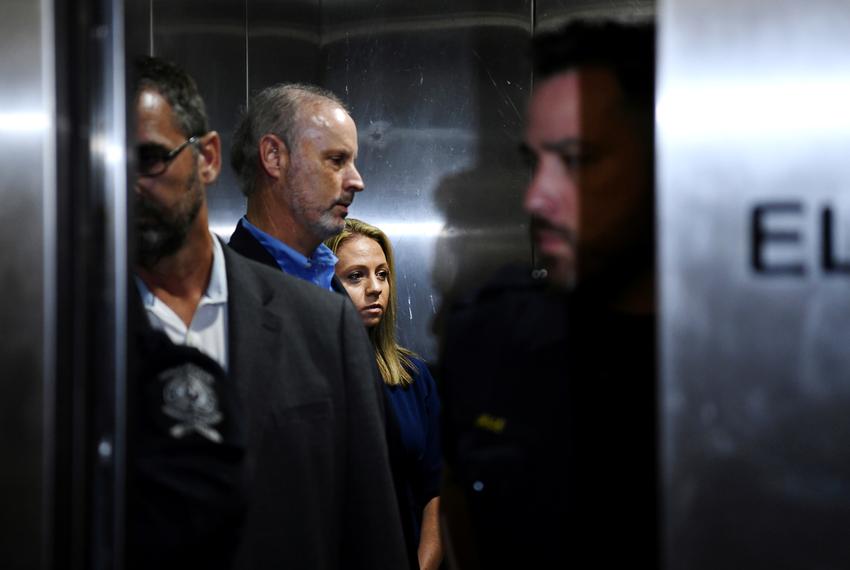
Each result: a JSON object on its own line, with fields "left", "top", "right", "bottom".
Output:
{"left": 442, "top": 264, "right": 557, "bottom": 329}
{"left": 452, "top": 264, "right": 549, "bottom": 309}
{"left": 440, "top": 263, "right": 569, "bottom": 357}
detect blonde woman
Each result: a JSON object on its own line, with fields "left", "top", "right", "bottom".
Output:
{"left": 326, "top": 219, "right": 443, "bottom": 570}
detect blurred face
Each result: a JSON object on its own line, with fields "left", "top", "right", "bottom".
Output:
{"left": 523, "top": 66, "right": 653, "bottom": 288}
{"left": 283, "top": 100, "right": 365, "bottom": 243}
{"left": 335, "top": 235, "right": 390, "bottom": 328}
{"left": 133, "top": 89, "right": 205, "bottom": 267}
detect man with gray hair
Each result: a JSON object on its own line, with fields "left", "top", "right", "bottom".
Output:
{"left": 227, "top": 86, "right": 425, "bottom": 569}
{"left": 228, "top": 84, "right": 364, "bottom": 292}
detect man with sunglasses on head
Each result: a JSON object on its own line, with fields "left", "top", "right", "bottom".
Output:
{"left": 128, "top": 56, "right": 409, "bottom": 570}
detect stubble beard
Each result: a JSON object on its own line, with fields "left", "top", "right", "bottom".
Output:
{"left": 135, "top": 166, "right": 203, "bottom": 269}
{"left": 286, "top": 168, "right": 346, "bottom": 244}
{"left": 316, "top": 209, "right": 346, "bottom": 239}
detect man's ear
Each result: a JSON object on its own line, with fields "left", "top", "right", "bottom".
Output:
{"left": 259, "top": 133, "right": 289, "bottom": 180}
{"left": 197, "top": 131, "right": 222, "bottom": 185}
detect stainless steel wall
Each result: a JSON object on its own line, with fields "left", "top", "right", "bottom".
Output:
{"left": 0, "top": 1, "right": 55, "bottom": 566}
{"left": 658, "top": 0, "right": 850, "bottom": 567}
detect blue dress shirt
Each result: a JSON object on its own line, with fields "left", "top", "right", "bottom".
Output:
{"left": 239, "top": 216, "right": 338, "bottom": 291}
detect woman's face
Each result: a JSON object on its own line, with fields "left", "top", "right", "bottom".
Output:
{"left": 335, "top": 235, "right": 390, "bottom": 328}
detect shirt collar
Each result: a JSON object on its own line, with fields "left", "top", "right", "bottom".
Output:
{"left": 205, "top": 233, "right": 228, "bottom": 304}
{"left": 135, "top": 231, "right": 228, "bottom": 306}
{"left": 240, "top": 216, "right": 338, "bottom": 269}
{"left": 239, "top": 216, "right": 339, "bottom": 292}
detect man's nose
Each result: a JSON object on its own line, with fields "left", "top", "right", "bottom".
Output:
{"left": 346, "top": 164, "right": 365, "bottom": 193}
{"left": 523, "top": 160, "right": 554, "bottom": 216}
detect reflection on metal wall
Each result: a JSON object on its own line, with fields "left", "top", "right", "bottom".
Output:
{"left": 0, "top": 0, "right": 53, "bottom": 565}
{"left": 658, "top": 0, "right": 850, "bottom": 568}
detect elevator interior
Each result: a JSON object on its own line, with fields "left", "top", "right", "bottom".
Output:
{"left": 140, "top": 0, "right": 652, "bottom": 360}
{"left": 8, "top": 0, "right": 850, "bottom": 568}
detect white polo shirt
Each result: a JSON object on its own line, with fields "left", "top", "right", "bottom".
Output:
{"left": 135, "top": 234, "right": 229, "bottom": 371}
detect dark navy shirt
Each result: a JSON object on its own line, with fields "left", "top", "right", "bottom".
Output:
{"left": 383, "top": 357, "right": 442, "bottom": 542}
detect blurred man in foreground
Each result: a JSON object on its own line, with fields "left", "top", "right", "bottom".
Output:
{"left": 440, "top": 21, "right": 657, "bottom": 568}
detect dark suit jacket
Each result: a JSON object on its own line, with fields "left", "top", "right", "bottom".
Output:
{"left": 229, "top": 223, "right": 421, "bottom": 568}
{"left": 222, "top": 244, "right": 410, "bottom": 569}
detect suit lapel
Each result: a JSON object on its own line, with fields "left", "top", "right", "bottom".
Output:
{"left": 223, "top": 244, "right": 283, "bottom": 391}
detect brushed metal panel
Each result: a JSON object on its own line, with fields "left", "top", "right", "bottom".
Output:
{"left": 90, "top": 0, "right": 130, "bottom": 564}
{"left": 0, "top": 0, "right": 53, "bottom": 566}
{"left": 321, "top": 1, "right": 533, "bottom": 360}
{"left": 248, "top": 0, "right": 320, "bottom": 91}
{"left": 152, "top": 0, "right": 247, "bottom": 237}
{"left": 658, "top": 0, "right": 850, "bottom": 567}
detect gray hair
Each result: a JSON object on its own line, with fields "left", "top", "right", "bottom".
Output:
{"left": 230, "top": 83, "right": 348, "bottom": 197}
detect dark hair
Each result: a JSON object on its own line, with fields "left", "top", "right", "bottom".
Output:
{"left": 133, "top": 56, "right": 209, "bottom": 138}
{"left": 533, "top": 20, "right": 656, "bottom": 115}
{"left": 230, "top": 83, "right": 348, "bottom": 197}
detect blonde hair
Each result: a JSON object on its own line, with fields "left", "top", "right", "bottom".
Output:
{"left": 326, "top": 218, "right": 418, "bottom": 387}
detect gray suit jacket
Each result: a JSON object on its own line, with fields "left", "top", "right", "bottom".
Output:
{"left": 223, "top": 244, "right": 409, "bottom": 569}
